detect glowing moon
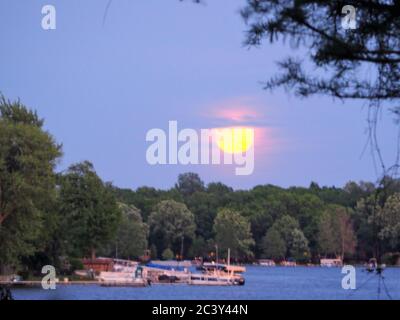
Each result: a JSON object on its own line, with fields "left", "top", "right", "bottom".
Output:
{"left": 215, "top": 127, "right": 254, "bottom": 154}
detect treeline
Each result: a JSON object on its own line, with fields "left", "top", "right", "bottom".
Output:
{"left": 113, "top": 174, "right": 400, "bottom": 265}
{"left": 1, "top": 97, "right": 400, "bottom": 276}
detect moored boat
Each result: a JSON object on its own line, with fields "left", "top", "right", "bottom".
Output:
{"left": 143, "top": 262, "right": 190, "bottom": 284}
{"left": 98, "top": 263, "right": 148, "bottom": 287}
{"left": 193, "top": 248, "right": 246, "bottom": 286}
{"left": 188, "top": 274, "right": 236, "bottom": 286}
{"left": 258, "top": 259, "right": 276, "bottom": 267}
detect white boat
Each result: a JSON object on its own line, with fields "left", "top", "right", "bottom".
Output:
{"left": 188, "top": 274, "right": 236, "bottom": 286}
{"left": 98, "top": 272, "right": 147, "bottom": 287}
{"left": 320, "top": 258, "right": 343, "bottom": 267}
{"left": 192, "top": 249, "right": 246, "bottom": 286}
{"left": 258, "top": 259, "right": 276, "bottom": 267}
{"left": 98, "top": 263, "right": 147, "bottom": 287}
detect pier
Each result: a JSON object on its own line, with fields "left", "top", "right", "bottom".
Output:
{"left": 0, "top": 281, "right": 98, "bottom": 288}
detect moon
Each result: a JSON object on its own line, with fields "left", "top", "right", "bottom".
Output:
{"left": 215, "top": 127, "right": 254, "bottom": 154}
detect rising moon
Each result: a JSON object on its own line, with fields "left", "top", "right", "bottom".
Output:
{"left": 215, "top": 127, "right": 254, "bottom": 154}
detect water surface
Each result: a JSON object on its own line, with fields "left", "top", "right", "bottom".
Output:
{"left": 12, "top": 266, "right": 400, "bottom": 300}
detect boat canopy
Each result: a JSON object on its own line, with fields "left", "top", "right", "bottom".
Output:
{"left": 202, "top": 263, "right": 246, "bottom": 273}
{"left": 145, "top": 263, "right": 185, "bottom": 272}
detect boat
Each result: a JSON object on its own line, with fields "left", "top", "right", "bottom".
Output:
{"left": 201, "top": 263, "right": 246, "bottom": 275}
{"left": 194, "top": 249, "right": 246, "bottom": 286}
{"left": 150, "top": 260, "right": 192, "bottom": 268}
{"left": 191, "top": 258, "right": 203, "bottom": 269}
{"left": 189, "top": 264, "right": 245, "bottom": 286}
{"left": 280, "top": 259, "right": 297, "bottom": 267}
{"left": 320, "top": 258, "right": 343, "bottom": 267}
{"left": 258, "top": 259, "right": 276, "bottom": 267}
{"left": 188, "top": 274, "right": 237, "bottom": 286}
{"left": 143, "top": 262, "right": 190, "bottom": 284}
{"left": 111, "top": 258, "right": 138, "bottom": 272}
{"left": 98, "top": 272, "right": 147, "bottom": 287}
{"left": 98, "top": 262, "right": 148, "bottom": 287}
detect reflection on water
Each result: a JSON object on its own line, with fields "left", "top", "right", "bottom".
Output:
{"left": 12, "top": 266, "right": 400, "bottom": 300}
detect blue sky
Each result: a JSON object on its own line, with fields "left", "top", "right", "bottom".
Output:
{"left": 0, "top": 0, "right": 397, "bottom": 190}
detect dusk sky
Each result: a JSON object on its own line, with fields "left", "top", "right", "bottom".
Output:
{"left": 0, "top": 0, "right": 397, "bottom": 190}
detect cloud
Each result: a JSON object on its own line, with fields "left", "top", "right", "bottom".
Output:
{"left": 200, "top": 97, "right": 273, "bottom": 127}
{"left": 199, "top": 97, "right": 280, "bottom": 156}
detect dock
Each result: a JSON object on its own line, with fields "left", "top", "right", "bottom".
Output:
{"left": 0, "top": 281, "right": 98, "bottom": 287}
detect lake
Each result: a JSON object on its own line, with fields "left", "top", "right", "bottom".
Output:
{"left": 11, "top": 266, "right": 400, "bottom": 300}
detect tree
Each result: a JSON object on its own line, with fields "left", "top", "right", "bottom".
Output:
{"left": 59, "top": 161, "right": 121, "bottom": 259}
{"left": 378, "top": 193, "right": 400, "bottom": 249}
{"left": 318, "top": 212, "right": 338, "bottom": 256}
{"left": 272, "top": 215, "right": 300, "bottom": 245}
{"left": 213, "top": 208, "right": 255, "bottom": 260}
{"left": 0, "top": 96, "right": 62, "bottom": 270}
{"left": 113, "top": 186, "right": 183, "bottom": 222}
{"left": 113, "top": 204, "right": 148, "bottom": 259}
{"left": 289, "top": 228, "right": 310, "bottom": 261}
{"left": 188, "top": 236, "right": 209, "bottom": 258}
{"left": 261, "top": 228, "right": 286, "bottom": 260}
{"left": 269, "top": 215, "right": 310, "bottom": 260}
{"left": 176, "top": 172, "right": 205, "bottom": 197}
{"left": 344, "top": 181, "right": 376, "bottom": 207}
{"left": 184, "top": 187, "right": 232, "bottom": 241}
{"left": 336, "top": 207, "right": 357, "bottom": 260}
{"left": 241, "top": 0, "right": 400, "bottom": 104}
{"left": 148, "top": 200, "right": 196, "bottom": 257}
{"left": 355, "top": 195, "right": 382, "bottom": 259}
{"left": 241, "top": 1, "right": 400, "bottom": 172}
{"left": 318, "top": 205, "right": 357, "bottom": 260}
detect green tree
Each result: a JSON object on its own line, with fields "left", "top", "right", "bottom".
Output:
{"left": 261, "top": 228, "right": 286, "bottom": 260}
{"left": 113, "top": 186, "right": 183, "bottom": 222}
{"left": 213, "top": 208, "right": 255, "bottom": 260}
{"left": 148, "top": 200, "right": 195, "bottom": 257}
{"left": 318, "top": 212, "right": 338, "bottom": 256}
{"left": 286, "top": 192, "right": 324, "bottom": 256}
{"left": 289, "top": 229, "right": 310, "bottom": 261}
{"left": 113, "top": 203, "right": 148, "bottom": 259}
{"left": 344, "top": 181, "right": 376, "bottom": 207}
{"left": 354, "top": 195, "right": 381, "bottom": 259}
{"left": 176, "top": 172, "right": 205, "bottom": 197}
{"left": 59, "top": 161, "right": 121, "bottom": 259}
{"left": 378, "top": 193, "right": 400, "bottom": 249}
{"left": 318, "top": 205, "right": 357, "bottom": 260}
{"left": 188, "top": 236, "right": 208, "bottom": 258}
{"left": 269, "top": 215, "right": 310, "bottom": 261}
{"left": 0, "top": 96, "right": 62, "bottom": 270}
{"left": 272, "top": 215, "right": 300, "bottom": 245}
